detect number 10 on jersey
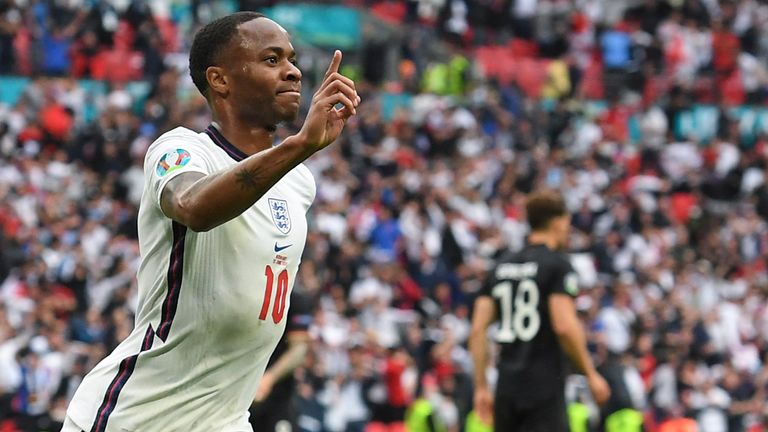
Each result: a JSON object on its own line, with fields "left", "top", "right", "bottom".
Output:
{"left": 260, "top": 266, "right": 289, "bottom": 324}
{"left": 492, "top": 279, "right": 540, "bottom": 342}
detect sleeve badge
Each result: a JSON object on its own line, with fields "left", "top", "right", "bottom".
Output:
{"left": 156, "top": 149, "right": 191, "bottom": 176}
{"left": 565, "top": 272, "right": 579, "bottom": 296}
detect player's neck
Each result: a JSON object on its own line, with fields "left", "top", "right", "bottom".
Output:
{"left": 210, "top": 119, "right": 275, "bottom": 155}
{"left": 528, "top": 232, "right": 559, "bottom": 250}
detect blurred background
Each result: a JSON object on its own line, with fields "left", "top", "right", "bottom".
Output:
{"left": 0, "top": 0, "right": 767, "bottom": 431}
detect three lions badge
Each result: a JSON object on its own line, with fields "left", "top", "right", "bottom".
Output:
{"left": 268, "top": 198, "right": 291, "bottom": 235}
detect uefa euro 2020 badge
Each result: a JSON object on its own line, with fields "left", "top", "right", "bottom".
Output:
{"left": 157, "top": 149, "right": 191, "bottom": 176}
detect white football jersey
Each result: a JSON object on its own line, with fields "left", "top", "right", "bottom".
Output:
{"left": 67, "top": 126, "right": 316, "bottom": 432}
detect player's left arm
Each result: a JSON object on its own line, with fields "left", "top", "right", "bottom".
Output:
{"left": 548, "top": 259, "right": 611, "bottom": 405}
{"left": 254, "top": 329, "right": 310, "bottom": 403}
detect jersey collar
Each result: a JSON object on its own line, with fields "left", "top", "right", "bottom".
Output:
{"left": 526, "top": 243, "right": 551, "bottom": 251}
{"left": 204, "top": 124, "right": 248, "bottom": 162}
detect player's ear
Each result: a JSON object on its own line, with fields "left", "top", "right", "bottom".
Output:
{"left": 206, "top": 66, "right": 229, "bottom": 98}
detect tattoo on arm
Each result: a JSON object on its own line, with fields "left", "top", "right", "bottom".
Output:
{"left": 235, "top": 167, "right": 263, "bottom": 191}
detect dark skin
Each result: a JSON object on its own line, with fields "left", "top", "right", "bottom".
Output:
{"left": 160, "top": 18, "right": 360, "bottom": 232}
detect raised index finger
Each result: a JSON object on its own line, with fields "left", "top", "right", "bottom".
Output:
{"left": 325, "top": 50, "right": 342, "bottom": 77}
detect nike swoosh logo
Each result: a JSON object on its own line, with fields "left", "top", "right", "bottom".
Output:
{"left": 274, "top": 243, "right": 292, "bottom": 253}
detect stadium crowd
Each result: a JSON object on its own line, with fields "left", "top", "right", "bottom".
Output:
{"left": 1, "top": 0, "right": 768, "bottom": 431}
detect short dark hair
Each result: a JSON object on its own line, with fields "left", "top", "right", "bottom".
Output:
{"left": 189, "top": 11, "right": 266, "bottom": 97}
{"left": 526, "top": 191, "right": 567, "bottom": 231}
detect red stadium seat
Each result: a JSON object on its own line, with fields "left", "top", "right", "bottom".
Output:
{"left": 643, "top": 74, "right": 671, "bottom": 106}
{"left": 113, "top": 20, "right": 135, "bottom": 51}
{"left": 720, "top": 70, "right": 745, "bottom": 106}
{"left": 658, "top": 418, "right": 699, "bottom": 432}
{"left": 692, "top": 75, "right": 716, "bottom": 104}
{"left": 92, "top": 49, "right": 144, "bottom": 83}
{"left": 508, "top": 38, "right": 538, "bottom": 58}
{"left": 515, "top": 58, "right": 547, "bottom": 98}
{"left": 0, "top": 420, "right": 19, "bottom": 432}
{"left": 155, "top": 17, "right": 179, "bottom": 53}
{"left": 365, "top": 423, "right": 389, "bottom": 432}
{"left": 475, "top": 46, "right": 505, "bottom": 79}
{"left": 365, "top": 422, "right": 407, "bottom": 432}
{"left": 371, "top": 0, "right": 407, "bottom": 24}
{"left": 497, "top": 54, "right": 518, "bottom": 85}
{"left": 389, "top": 422, "right": 407, "bottom": 432}
{"left": 88, "top": 51, "right": 109, "bottom": 80}
{"left": 580, "top": 60, "right": 604, "bottom": 99}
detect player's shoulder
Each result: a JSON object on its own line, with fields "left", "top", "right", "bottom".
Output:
{"left": 145, "top": 127, "right": 217, "bottom": 167}
{"left": 291, "top": 162, "right": 317, "bottom": 199}
{"left": 495, "top": 249, "right": 521, "bottom": 266}
{"left": 155, "top": 126, "right": 201, "bottom": 142}
{"left": 143, "top": 127, "right": 218, "bottom": 177}
{"left": 511, "top": 246, "right": 571, "bottom": 280}
{"left": 542, "top": 251, "right": 573, "bottom": 276}
{"left": 148, "top": 127, "right": 210, "bottom": 153}
{"left": 551, "top": 250, "right": 572, "bottom": 269}
{"left": 295, "top": 162, "right": 316, "bottom": 182}
{"left": 530, "top": 245, "right": 568, "bottom": 266}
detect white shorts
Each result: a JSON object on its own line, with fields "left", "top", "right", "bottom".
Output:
{"left": 60, "top": 415, "right": 86, "bottom": 432}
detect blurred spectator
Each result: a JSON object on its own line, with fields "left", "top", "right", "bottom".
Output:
{"left": 0, "top": 0, "right": 20, "bottom": 74}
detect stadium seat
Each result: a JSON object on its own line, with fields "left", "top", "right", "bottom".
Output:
{"left": 0, "top": 76, "right": 31, "bottom": 106}
{"left": 475, "top": 46, "right": 505, "bottom": 80}
{"left": 579, "top": 61, "right": 604, "bottom": 100}
{"left": 500, "top": 54, "right": 521, "bottom": 86}
{"left": 508, "top": 38, "right": 538, "bottom": 58}
{"left": 365, "top": 422, "right": 388, "bottom": 432}
{"left": 155, "top": 17, "right": 180, "bottom": 53}
{"left": 113, "top": 20, "right": 136, "bottom": 51}
{"left": 364, "top": 422, "right": 407, "bottom": 432}
{"left": 658, "top": 418, "right": 699, "bottom": 432}
{"left": 515, "top": 58, "right": 548, "bottom": 98}
{"left": 643, "top": 74, "right": 671, "bottom": 107}
{"left": 692, "top": 75, "right": 716, "bottom": 104}
{"left": 721, "top": 70, "right": 745, "bottom": 106}
{"left": 93, "top": 49, "right": 145, "bottom": 83}
{"left": 125, "top": 81, "right": 153, "bottom": 113}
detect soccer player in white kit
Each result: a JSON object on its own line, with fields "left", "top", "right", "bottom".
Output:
{"left": 62, "top": 12, "right": 360, "bottom": 432}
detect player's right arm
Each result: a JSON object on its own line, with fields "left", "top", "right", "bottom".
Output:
{"left": 548, "top": 293, "right": 611, "bottom": 405}
{"left": 469, "top": 294, "right": 496, "bottom": 422}
{"left": 160, "top": 51, "right": 358, "bottom": 232}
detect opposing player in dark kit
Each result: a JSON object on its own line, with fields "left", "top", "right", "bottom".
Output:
{"left": 469, "top": 191, "right": 610, "bottom": 431}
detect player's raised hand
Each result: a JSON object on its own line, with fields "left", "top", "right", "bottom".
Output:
{"left": 297, "top": 50, "right": 360, "bottom": 152}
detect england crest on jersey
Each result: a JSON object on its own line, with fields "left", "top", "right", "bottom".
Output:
{"left": 268, "top": 198, "right": 291, "bottom": 235}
